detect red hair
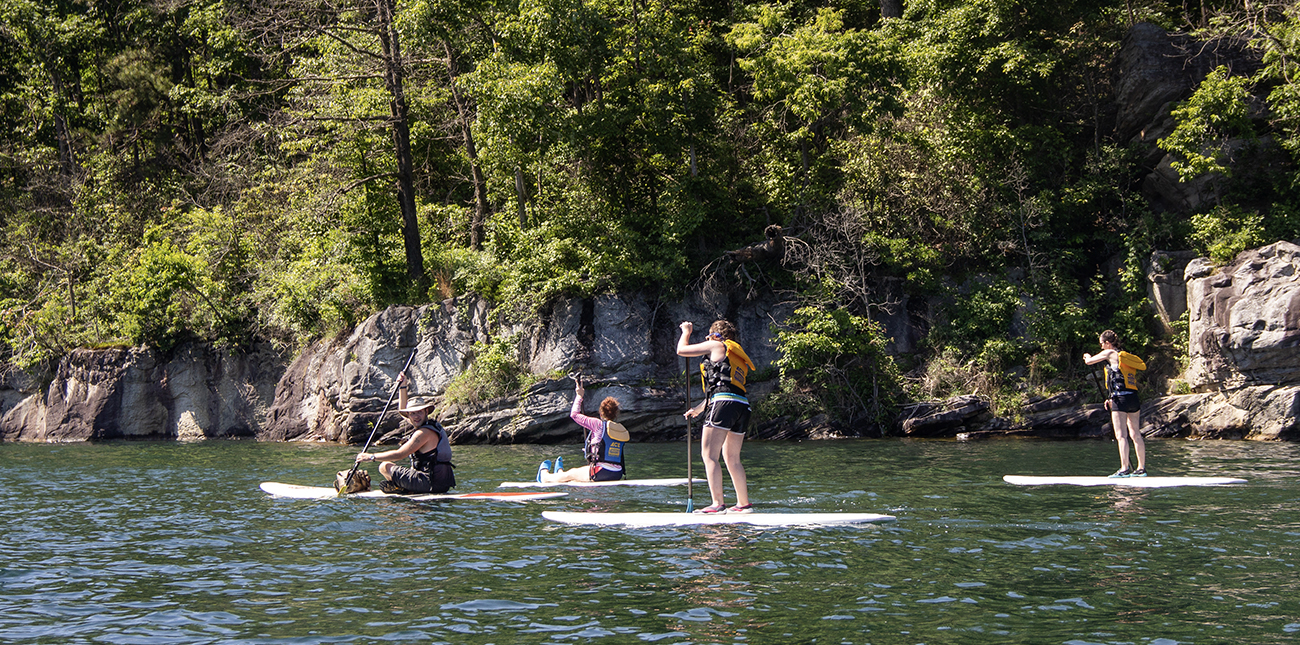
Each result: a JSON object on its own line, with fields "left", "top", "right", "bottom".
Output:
{"left": 599, "top": 397, "right": 620, "bottom": 421}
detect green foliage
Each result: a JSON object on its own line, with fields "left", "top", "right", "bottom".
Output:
{"left": 0, "top": 0, "right": 1296, "bottom": 434}
{"left": 443, "top": 335, "right": 529, "bottom": 405}
{"left": 768, "top": 306, "right": 902, "bottom": 429}
{"left": 110, "top": 226, "right": 208, "bottom": 350}
{"left": 1254, "top": 5, "right": 1300, "bottom": 160}
{"left": 1190, "top": 204, "right": 1267, "bottom": 265}
{"left": 1158, "top": 66, "right": 1255, "bottom": 181}
{"left": 932, "top": 279, "right": 1025, "bottom": 370}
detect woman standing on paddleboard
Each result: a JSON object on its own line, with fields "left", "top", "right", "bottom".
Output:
{"left": 1083, "top": 330, "right": 1148, "bottom": 478}
{"left": 677, "top": 319, "right": 756, "bottom": 514}
{"left": 355, "top": 372, "right": 456, "bottom": 493}
{"left": 536, "top": 375, "right": 629, "bottom": 483}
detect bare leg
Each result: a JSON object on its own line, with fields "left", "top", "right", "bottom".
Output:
{"left": 721, "top": 431, "right": 748, "bottom": 506}
{"left": 1111, "top": 409, "right": 1131, "bottom": 471}
{"left": 700, "top": 425, "right": 728, "bottom": 507}
{"left": 379, "top": 461, "right": 397, "bottom": 480}
{"left": 1125, "top": 412, "right": 1145, "bottom": 471}
{"left": 540, "top": 466, "right": 593, "bottom": 483}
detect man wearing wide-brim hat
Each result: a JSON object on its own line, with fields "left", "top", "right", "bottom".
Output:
{"left": 355, "top": 372, "right": 455, "bottom": 494}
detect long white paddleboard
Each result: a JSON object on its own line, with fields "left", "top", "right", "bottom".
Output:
{"left": 499, "top": 477, "right": 705, "bottom": 488}
{"left": 1003, "top": 475, "right": 1246, "bottom": 488}
{"left": 260, "top": 482, "right": 566, "bottom": 501}
{"left": 542, "top": 510, "right": 895, "bottom": 527}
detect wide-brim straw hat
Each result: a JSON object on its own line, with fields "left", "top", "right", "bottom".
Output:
{"left": 398, "top": 397, "right": 437, "bottom": 416}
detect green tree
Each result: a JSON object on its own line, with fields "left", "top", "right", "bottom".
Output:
{"left": 768, "top": 306, "right": 902, "bottom": 431}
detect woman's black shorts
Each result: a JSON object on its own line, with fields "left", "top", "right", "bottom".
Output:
{"left": 1110, "top": 392, "right": 1141, "bottom": 414}
{"left": 704, "top": 398, "right": 751, "bottom": 436}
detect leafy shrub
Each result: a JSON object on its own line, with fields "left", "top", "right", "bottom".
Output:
{"left": 932, "top": 279, "right": 1026, "bottom": 368}
{"left": 766, "top": 306, "right": 902, "bottom": 429}
{"left": 1191, "top": 204, "right": 1266, "bottom": 265}
{"left": 1158, "top": 66, "right": 1255, "bottom": 181}
{"left": 443, "top": 335, "right": 529, "bottom": 405}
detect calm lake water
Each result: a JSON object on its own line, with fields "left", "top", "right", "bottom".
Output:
{"left": 1, "top": 437, "right": 1297, "bottom": 644}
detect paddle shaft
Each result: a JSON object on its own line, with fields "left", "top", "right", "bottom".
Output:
{"left": 341, "top": 349, "right": 418, "bottom": 493}
{"left": 1091, "top": 367, "right": 1109, "bottom": 405}
{"left": 684, "top": 357, "right": 693, "bottom": 513}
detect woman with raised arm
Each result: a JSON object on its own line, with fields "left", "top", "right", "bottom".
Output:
{"left": 536, "top": 375, "right": 629, "bottom": 483}
{"left": 677, "top": 319, "right": 756, "bottom": 514}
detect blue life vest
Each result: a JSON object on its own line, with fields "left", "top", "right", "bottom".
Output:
{"left": 587, "top": 420, "right": 629, "bottom": 468}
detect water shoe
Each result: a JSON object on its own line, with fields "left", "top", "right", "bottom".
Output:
{"left": 1108, "top": 469, "right": 1132, "bottom": 478}
{"left": 379, "top": 480, "right": 406, "bottom": 494}
{"left": 555, "top": 455, "right": 564, "bottom": 472}
{"left": 726, "top": 504, "right": 753, "bottom": 514}
{"left": 1130, "top": 469, "right": 1147, "bottom": 477}
{"left": 693, "top": 503, "right": 726, "bottom": 514}
{"left": 536, "top": 459, "right": 552, "bottom": 482}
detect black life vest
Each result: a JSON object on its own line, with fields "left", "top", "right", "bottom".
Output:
{"left": 410, "top": 421, "right": 454, "bottom": 474}
{"left": 699, "top": 339, "right": 756, "bottom": 396}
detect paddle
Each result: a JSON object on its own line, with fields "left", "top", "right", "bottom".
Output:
{"left": 1090, "top": 367, "right": 1109, "bottom": 408}
{"left": 684, "top": 356, "right": 694, "bottom": 513}
{"left": 339, "top": 349, "right": 418, "bottom": 496}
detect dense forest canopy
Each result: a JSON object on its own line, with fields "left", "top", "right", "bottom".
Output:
{"left": 2, "top": 0, "right": 1298, "bottom": 427}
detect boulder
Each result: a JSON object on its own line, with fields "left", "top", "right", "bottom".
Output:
{"left": 1184, "top": 241, "right": 1300, "bottom": 390}
{"left": 898, "top": 395, "right": 990, "bottom": 437}
{"left": 1147, "top": 250, "right": 1197, "bottom": 333}
{"left": 1141, "top": 386, "right": 1300, "bottom": 441}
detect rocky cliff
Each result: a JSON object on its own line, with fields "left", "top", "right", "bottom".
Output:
{"left": 1, "top": 344, "right": 285, "bottom": 441}
{"left": 261, "top": 292, "right": 792, "bottom": 445}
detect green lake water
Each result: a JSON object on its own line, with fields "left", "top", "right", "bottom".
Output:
{"left": 1, "top": 438, "right": 1298, "bottom": 644}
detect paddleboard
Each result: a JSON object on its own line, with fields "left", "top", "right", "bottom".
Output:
{"left": 260, "top": 482, "right": 567, "bottom": 501}
{"left": 1003, "top": 475, "right": 1246, "bottom": 488}
{"left": 541, "top": 510, "right": 895, "bottom": 527}
{"left": 499, "top": 477, "right": 706, "bottom": 488}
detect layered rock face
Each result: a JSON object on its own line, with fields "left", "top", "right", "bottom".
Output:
{"left": 1116, "top": 22, "right": 1267, "bottom": 214}
{"left": 1184, "top": 242, "right": 1300, "bottom": 390}
{"left": 0, "top": 344, "right": 285, "bottom": 441}
{"left": 0, "top": 292, "right": 792, "bottom": 444}
{"left": 262, "top": 293, "right": 790, "bottom": 445}
{"left": 1139, "top": 242, "right": 1300, "bottom": 441}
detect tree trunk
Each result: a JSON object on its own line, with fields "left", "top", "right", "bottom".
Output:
{"left": 881, "top": 0, "right": 903, "bottom": 19}
{"left": 514, "top": 166, "right": 528, "bottom": 226}
{"left": 443, "top": 41, "right": 489, "bottom": 250}
{"left": 375, "top": 0, "right": 427, "bottom": 293}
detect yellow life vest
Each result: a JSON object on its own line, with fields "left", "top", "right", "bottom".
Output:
{"left": 700, "top": 339, "right": 756, "bottom": 394}
{"left": 1106, "top": 351, "right": 1146, "bottom": 393}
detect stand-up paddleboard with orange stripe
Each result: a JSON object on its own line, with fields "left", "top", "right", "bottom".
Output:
{"left": 260, "top": 482, "right": 566, "bottom": 501}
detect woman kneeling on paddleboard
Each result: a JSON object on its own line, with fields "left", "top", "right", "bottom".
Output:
{"left": 355, "top": 372, "right": 455, "bottom": 494}
{"left": 537, "top": 375, "right": 629, "bottom": 483}
{"left": 1083, "top": 330, "right": 1147, "bottom": 478}
{"left": 677, "top": 319, "right": 756, "bottom": 514}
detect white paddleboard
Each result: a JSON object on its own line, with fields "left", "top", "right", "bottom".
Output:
{"left": 1003, "top": 475, "right": 1247, "bottom": 488}
{"left": 541, "top": 510, "right": 895, "bottom": 527}
{"left": 499, "top": 477, "right": 706, "bottom": 488}
{"left": 260, "top": 482, "right": 566, "bottom": 501}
